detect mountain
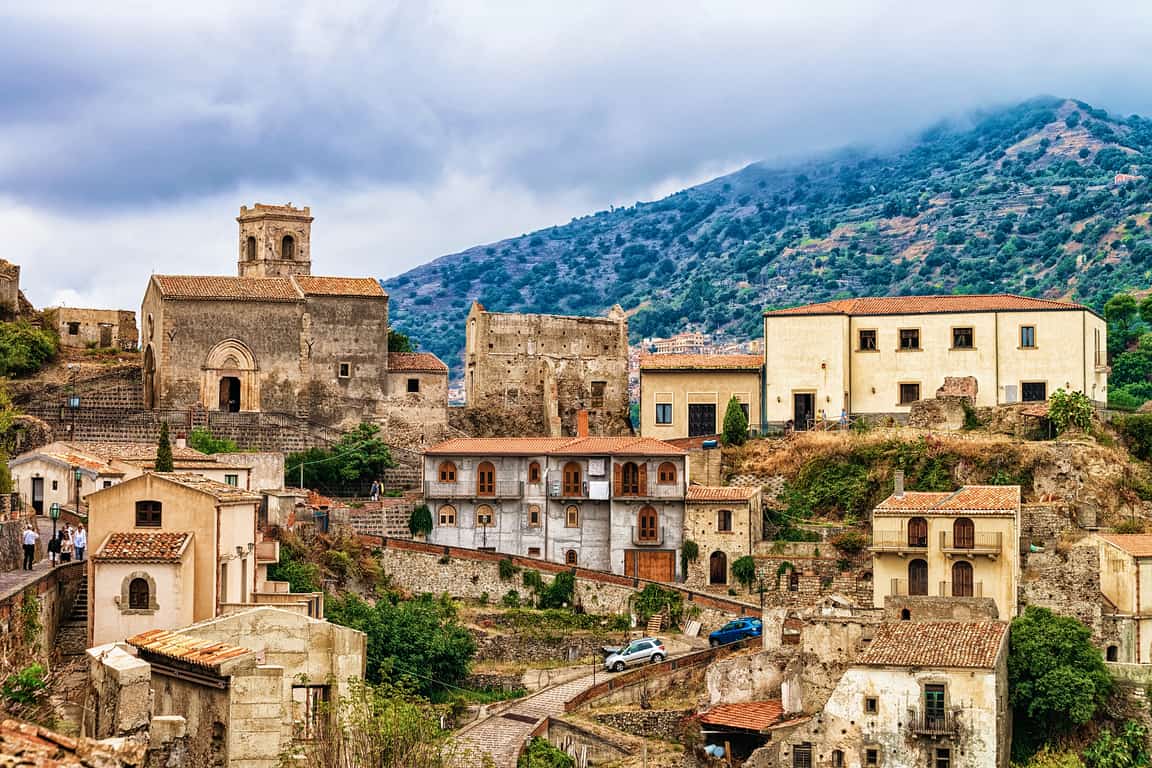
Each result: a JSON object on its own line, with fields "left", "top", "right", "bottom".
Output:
{"left": 384, "top": 97, "right": 1152, "bottom": 375}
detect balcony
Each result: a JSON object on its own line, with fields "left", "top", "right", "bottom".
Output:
{"left": 255, "top": 539, "right": 280, "bottom": 565}
{"left": 550, "top": 480, "right": 589, "bottom": 499}
{"left": 424, "top": 480, "right": 524, "bottom": 500}
{"left": 632, "top": 526, "right": 665, "bottom": 546}
{"left": 940, "top": 531, "right": 1002, "bottom": 559}
{"left": 871, "top": 530, "right": 928, "bottom": 556}
{"left": 888, "top": 579, "right": 984, "bottom": 598}
{"left": 909, "top": 711, "right": 957, "bottom": 736}
{"left": 614, "top": 483, "right": 685, "bottom": 501}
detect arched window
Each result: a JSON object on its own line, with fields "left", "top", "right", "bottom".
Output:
{"left": 528, "top": 504, "right": 541, "bottom": 527}
{"left": 657, "top": 462, "right": 677, "bottom": 484}
{"left": 900, "top": 608, "right": 912, "bottom": 621}
{"left": 438, "top": 505, "right": 456, "bottom": 527}
{"left": 717, "top": 509, "right": 733, "bottom": 532}
{"left": 282, "top": 234, "right": 295, "bottom": 260}
{"left": 135, "top": 500, "right": 162, "bottom": 527}
{"left": 1107, "top": 645, "right": 1119, "bottom": 662}
{"left": 246, "top": 236, "right": 256, "bottom": 261}
{"left": 528, "top": 462, "right": 541, "bottom": 484}
{"left": 907, "top": 517, "right": 928, "bottom": 547}
{"left": 565, "top": 549, "right": 578, "bottom": 566}
{"left": 476, "top": 504, "right": 494, "bottom": 528}
{"left": 128, "top": 577, "right": 150, "bottom": 610}
{"left": 832, "top": 749, "right": 844, "bottom": 768}
{"left": 438, "top": 462, "right": 457, "bottom": 483}
{"left": 476, "top": 462, "right": 495, "bottom": 496}
{"left": 619, "top": 462, "right": 641, "bottom": 496}
{"left": 637, "top": 506, "right": 659, "bottom": 542}
{"left": 565, "top": 505, "right": 580, "bottom": 528}
{"left": 908, "top": 559, "right": 928, "bottom": 596}
{"left": 951, "top": 561, "right": 974, "bottom": 597}
{"left": 563, "top": 462, "right": 582, "bottom": 497}
{"left": 953, "top": 517, "right": 975, "bottom": 549}
{"left": 709, "top": 551, "right": 728, "bottom": 584}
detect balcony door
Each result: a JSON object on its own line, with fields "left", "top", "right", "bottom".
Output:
{"left": 907, "top": 517, "right": 928, "bottom": 547}
{"left": 953, "top": 517, "right": 974, "bottom": 549}
{"left": 924, "top": 684, "right": 946, "bottom": 729}
{"left": 952, "top": 561, "right": 974, "bottom": 597}
{"left": 476, "top": 462, "right": 495, "bottom": 497}
{"left": 908, "top": 559, "right": 928, "bottom": 596}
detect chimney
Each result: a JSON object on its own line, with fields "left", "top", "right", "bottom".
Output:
{"left": 175, "top": 432, "right": 187, "bottom": 450}
{"left": 576, "top": 410, "right": 590, "bottom": 438}
{"left": 893, "top": 470, "right": 905, "bottom": 499}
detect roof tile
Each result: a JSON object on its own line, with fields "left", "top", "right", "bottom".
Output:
{"left": 687, "top": 485, "right": 761, "bottom": 502}
{"left": 94, "top": 532, "right": 191, "bottom": 562}
{"left": 388, "top": 352, "right": 449, "bottom": 373}
{"left": 152, "top": 275, "right": 299, "bottom": 301}
{"left": 857, "top": 620, "right": 1007, "bottom": 668}
{"left": 1098, "top": 534, "right": 1152, "bottom": 557}
{"left": 154, "top": 473, "right": 262, "bottom": 503}
{"left": 875, "top": 486, "right": 1019, "bottom": 515}
{"left": 764, "top": 293, "right": 1091, "bottom": 317}
{"left": 640, "top": 354, "right": 762, "bottom": 371}
{"left": 425, "top": 436, "right": 686, "bottom": 457}
{"left": 127, "top": 629, "right": 253, "bottom": 669}
{"left": 294, "top": 276, "right": 386, "bottom": 297}
{"left": 699, "top": 701, "right": 784, "bottom": 732}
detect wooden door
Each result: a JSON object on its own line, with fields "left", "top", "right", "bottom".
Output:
{"left": 687, "top": 404, "right": 716, "bottom": 437}
{"left": 908, "top": 558, "right": 928, "bottom": 596}
{"left": 624, "top": 550, "right": 675, "bottom": 582}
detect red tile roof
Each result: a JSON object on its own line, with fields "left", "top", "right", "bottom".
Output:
{"left": 295, "top": 276, "right": 386, "bottom": 297}
{"left": 699, "top": 701, "right": 784, "bottom": 732}
{"left": 65, "top": 441, "right": 208, "bottom": 462}
{"left": 687, "top": 485, "right": 761, "bottom": 502}
{"left": 153, "top": 473, "right": 262, "bottom": 503}
{"left": 152, "top": 275, "right": 300, "bottom": 301}
{"left": 1098, "top": 534, "right": 1152, "bottom": 557}
{"left": 94, "top": 532, "right": 191, "bottom": 562}
{"left": 425, "top": 436, "right": 686, "bottom": 457}
{"left": 640, "top": 354, "right": 762, "bottom": 371}
{"left": 874, "top": 485, "right": 1019, "bottom": 515}
{"left": 128, "top": 629, "right": 253, "bottom": 669}
{"left": 764, "top": 293, "right": 1093, "bottom": 317}
{"left": 389, "top": 352, "right": 449, "bottom": 373}
{"left": 857, "top": 621, "right": 1007, "bottom": 669}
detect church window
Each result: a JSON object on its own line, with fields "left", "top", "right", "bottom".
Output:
{"left": 246, "top": 236, "right": 256, "bottom": 261}
{"left": 282, "top": 235, "right": 295, "bottom": 260}
{"left": 338, "top": 362, "right": 351, "bottom": 378}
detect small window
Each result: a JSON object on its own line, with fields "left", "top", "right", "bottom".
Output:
{"left": 865, "top": 749, "right": 879, "bottom": 766}
{"left": 528, "top": 546, "right": 541, "bottom": 557}
{"left": 565, "top": 549, "right": 578, "bottom": 566}
{"left": 638, "top": 506, "right": 659, "bottom": 542}
{"left": 1107, "top": 645, "right": 1119, "bottom": 662}
{"left": 224, "top": 474, "right": 239, "bottom": 487}
{"left": 407, "top": 378, "right": 420, "bottom": 393}
{"left": 591, "top": 381, "right": 606, "bottom": 409}
{"left": 528, "top": 504, "right": 541, "bottom": 527}
{"left": 952, "top": 327, "right": 974, "bottom": 349}
{"left": 1020, "top": 325, "right": 1036, "bottom": 348}
{"left": 438, "top": 461, "right": 457, "bottom": 483}
{"left": 438, "top": 505, "right": 456, "bottom": 527}
{"left": 935, "top": 748, "right": 951, "bottom": 768}
{"left": 864, "top": 696, "right": 878, "bottom": 714}
{"left": 51, "top": 480, "right": 58, "bottom": 491}
{"left": 103, "top": 480, "right": 113, "bottom": 488}
{"left": 657, "top": 462, "right": 677, "bottom": 484}
{"left": 899, "top": 328, "right": 920, "bottom": 350}
{"left": 717, "top": 509, "right": 733, "bottom": 532}
{"left": 792, "top": 744, "right": 813, "bottom": 768}
{"left": 832, "top": 750, "right": 844, "bottom": 768}
{"left": 655, "top": 403, "right": 673, "bottom": 424}
{"left": 528, "top": 462, "right": 542, "bottom": 484}
{"left": 135, "top": 500, "right": 162, "bottom": 527}
{"left": 788, "top": 571, "right": 800, "bottom": 592}
{"left": 566, "top": 505, "right": 580, "bottom": 528}
{"left": 338, "top": 362, "right": 352, "bottom": 378}
{"left": 1022, "top": 381, "right": 1047, "bottom": 402}
{"left": 128, "top": 577, "right": 150, "bottom": 610}
{"left": 67, "top": 322, "right": 80, "bottom": 336}
{"left": 282, "top": 234, "right": 296, "bottom": 260}
{"left": 246, "top": 235, "right": 256, "bottom": 261}
{"left": 291, "top": 685, "right": 330, "bottom": 741}
{"left": 898, "top": 383, "right": 921, "bottom": 404}
{"left": 858, "top": 329, "right": 877, "bottom": 351}
{"left": 476, "top": 504, "right": 494, "bottom": 527}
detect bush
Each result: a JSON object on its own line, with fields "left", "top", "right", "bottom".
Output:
{"left": 1083, "top": 721, "right": 1149, "bottom": 768}
{"left": 722, "top": 396, "right": 749, "bottom": 446}
{"left": 187, "top": 427, "right": 239, "bottom": 454}
{"left": 286, "top": 422, "right": 396, "bottom": 489}
{"left": 2, "top": 663, "right": 47, "bottom": 706}
{"left": 961, "top": 401, "right": 983, "bottom": 430}
{"left": 681, "top": 539, "right": 699, "bottom": 578}
{"left": 501, "top": 590, "right": 521, "bottom": 608}
{"left": 155, "top": 422, "right": 174, "bottom": 472}
{"left": 1114, "top": 519, "right": 1146, "bottom": 534}
{"left": 518, "top": 737, "right": 574, "bottom": 768}
{"left": 732, "top": 556, "right": 758, "bottom": 592}
{"left": 408, "top": 505, "right": 433, "bottom": 538}
{"left": 1048, "top": 389, "right": 1094, "bottom": 434}
{"left": 537, "top": 571, "right": 575, "bottom": 609}
{"left": 267, "top": 538, "right": 322, "bottom": 593}
{"left": 1019, "top": 746, "right": 1085, "bottom": 768}
{"left": 1116, "top": 414, "right": 1152, "bottom": 460}
{"left": 830, "top": 531, "right": 868, "bottom": 556}
{"left": 631, "top": 583, "right": 683, "bottom": 624}
{"left": 498, "top": 557, "right": 520, "bottom": 582}
{"left": 0, "top": 322, "right": 57, "bottom": 378}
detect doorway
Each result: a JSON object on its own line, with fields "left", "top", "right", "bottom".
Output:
{"left": 99, "top": 324, "right": 113, "bottom": 348}
{"left": 709, "top": 551, "right": 728, "bottom": 584}
{"left": 687, "top": 403, "right": 717, "bottom": 437}
{"left": 31, "top": 477, "right": 44, "bottom": 514}
{"left": 793, "top": 393, "right": 815, "bottom": 430}
{"left": 219, "top": 377, "right": 241, "bottom": 412}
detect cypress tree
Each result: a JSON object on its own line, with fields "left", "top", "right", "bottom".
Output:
{"left": 155, "top": 422, "right": 174, "bottom": 472}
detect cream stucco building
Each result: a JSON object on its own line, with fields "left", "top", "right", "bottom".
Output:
{"left": 1098, "top": 534, "right": 1152, "bottom": 664}
{"left": 763, "top": 294, "right": 1107, "bottom": 427}
{"left": 871, "top": 482, "right": 1020, "bottom": 620}
{"left": 639, "top": 354, "right": 762, "bottom": 439}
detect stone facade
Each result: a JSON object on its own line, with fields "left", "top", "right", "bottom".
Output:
{"left": 464, "top": 301, "right": 631, "bottom": 437}
{"left": 0, "top": 259, "right": 20, "bottom": 317}
{"left": 53, "top": 308, "right": 139, "bottom": 350}
{"left": 684, "top": 486, "right": 763, "bottom": 590}
{"left": 236, "top": 204, "right": 313, "bottom": 278}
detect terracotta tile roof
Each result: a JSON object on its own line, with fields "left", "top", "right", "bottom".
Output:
{"left": 764, "top": 293, "right": 1094, "bottom": 317}
{"left": 94, "top": 532, "right": 191, "bottom": 562}
{"left": 152, "top": 275, "right": 300, "bottom": 302}
{"left": 389, "top": 352, "right": 449, "bottom": 373}
{"left": 640, "top": 354, "right": 762, "bottom": 371}
{"left": 687, "top": 485, "right": 761, "bottom": 502}
{"left": 153, "top": 473, "right": 261, "bottom": 503}
{"left": 857, "top": 620, "right": 1007, "bottom": 669}
{"left": 875, "top": 485, "right": 1019, "bottom": 515}
{"left": 65, "top": 441, "right": 208, "bottom": 462}
{"left": 699, "top": 701, "right": 784, "bottom": 732}
{"left": 295, "top": 276, "right": 386, "bottom": 297}
{"left": 128, "top": 629, "right": 253, "bottom": 669}
{"left": 1098, "top": 534, "right": 1152, "bottom": 557}
{"left": 425, "top": 436, "right": 687, "bottom": 457}
{"left": 0, "top": 718, "right": 85, "bottom": 766}
{"left": 549, "top": 436, "right": 688, "bottom": 456}
{"left": 41, "top": 451, "right": 119, "bottom": 475}
{"left": 306, "top": 490, "right": 347, "bottom": 510}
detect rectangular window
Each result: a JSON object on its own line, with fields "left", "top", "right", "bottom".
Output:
{"left": 338, "top": 362, "right": 351, "bottom": 378}
{"left": 1020, "top": 325, "right": 1036, "bottom": 348}
{"left": 899, "top": 328, "right": 920, "bottom": 350}
{"left": 925, "top": 683, "right": 947, "bottom": 724}
{"left": 67, "top": 322, "right": 80, "bottom": 335}
{"left": 224, "top": 474, "right": 239, "bottom": 487}
{"left": 791, "top": 744, "right": 813, "bottom": 768}
{"left": 566, "top": 506, "right": 580, "bottom": 528}
{"left": 291, "top": 685, "right": 330, "bottom": 741}
{"left": 655, "top": 403, "right": 673, "bottom": 424}
{"left": 952, "top": 327, "right": 974, "bottom": 349}
{"left": 864, "top": 696, "right": 878, "bottom": 714}
{"left": 528, "top": 504, "right": 540, "bottom": 527}
{"left": 219, "top": 562, "right": 228, "bottom": 604}
{"left": 591, "top": 381, "right": 606, "bottom": 409}
{"left": 858, "top": 329, "right": 877, "bottom": 351}
{"left": 935, "top": 748, "right": 951, "bottom": 768}
{"left": 865, "top": 749, "right": 878, "bottom": 766}
{"left": 103, "top": 480, "right": 112, "bottom": 488}
{"left": 1022, "top": 381, "right": 1047, "bottom": 402}
{"left": 528, "top": 546, "right": 541, "bottom": 557}
{"left": 135, "top": 500, "right": 162, "bottom": 527}
{"left": 898, "top": 383, "right": 921, "bottom": 405}
{"left": 407, "top": 378, "right": 420, "bottom": 393}
{"left": 51, "top": 480, "right": 58, "bottom": 491}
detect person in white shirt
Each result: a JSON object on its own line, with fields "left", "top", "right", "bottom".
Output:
{"left": 22, "top": 525, "right": 39, "bottom": 571}
{"left": 74, "top": 525, "right": 87, "bottom": 561}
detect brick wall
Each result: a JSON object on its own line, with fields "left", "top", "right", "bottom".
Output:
{"left": 0, "top": 561, "right": 83, "bottom": 665}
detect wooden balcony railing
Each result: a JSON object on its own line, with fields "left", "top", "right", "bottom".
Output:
{"left": 631, "top": 526, "right": 665, "bottom": 546}
{"left": 909, "top": 711, "right": 956, "bottom": 736}
{"left": 940, "top": 530, "right": 1002, "bottom": 557}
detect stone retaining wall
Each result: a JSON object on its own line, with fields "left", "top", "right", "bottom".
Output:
{"left": 594, "top": 709, "right": 693, "bottom": 742}
{"left": 0, "top": 561, "right": 83, "bottom": 667}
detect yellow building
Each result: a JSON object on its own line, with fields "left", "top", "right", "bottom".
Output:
{"left": 871, "top": 482, "right": 1020, "bottom": 619}
{"left": 684, "top": 485, "right": 763, "bottom": 589}
{"left": 1097, "top": 534, "right": 1152, "bottom": 663}
{"left": 639, "top": 355, "right": 762, "bottom": 439}
{"left": 763, "top": 294, "right": 1107, "bottom": 427}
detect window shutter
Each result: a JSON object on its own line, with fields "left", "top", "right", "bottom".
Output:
{"left": 638, "top": 463, "right": 648, "bottom": 496}
{"left": 614, "top": 462, "right": 622, "bottom": 493}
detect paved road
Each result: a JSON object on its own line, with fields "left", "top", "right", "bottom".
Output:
{"left": 0, "top": 517, "right": 62, "bottom": 599}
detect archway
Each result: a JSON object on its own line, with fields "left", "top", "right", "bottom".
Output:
{"left": 282, "top": 235, "right": 295, "bottom": 260}
{"left": 908, "top": 558, "right": 928, "bottom": 596}
{"left": 143, "top": 344, "right": 157, "bottom": 409}
{"left": 200, "top": 339, "right": 259, "bottom": 413}
{"left": 709, "top": 551, "right": 728, "bottom": 584}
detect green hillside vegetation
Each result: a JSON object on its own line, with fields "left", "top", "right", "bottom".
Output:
{"left": 385, "top": 97, "right": 1152, "bottom": 397}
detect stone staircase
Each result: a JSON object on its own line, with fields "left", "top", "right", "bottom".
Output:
{"left": 57, "top": 570, "right": 88, "bottom": 656}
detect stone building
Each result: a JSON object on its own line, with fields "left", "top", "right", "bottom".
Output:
{"left": 763, "top": 294, "right": 1108, "bottom": 428}
{"left": 870, "top": 479, "right": 1020, "bottom": 620}
{"left": 684, "top": 485, "right": 763, "bottom": 590}
{"left": 423, "top": 430, "right": 686, "bottom": 580}
{"left": 52, "top": 308, "right": 139, "bottom": 350}
{"left": 639, "top": 354, "right": 762, "bottom": 439}
{"left": 0, "top": 258, "right": 20, "bottom": 316}
{"left": 778, "top": 620, "right": 1011, "bottom": 768}
{"left": 464, "top": 301, "right": 631, "bottom": 436}
{"left": 1097, "top": 533, "right": 1152, "bottom": 663}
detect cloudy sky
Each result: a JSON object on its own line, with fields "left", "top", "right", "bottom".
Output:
{"left": 6, "top": 0, "right": 1152, "bottom": 310}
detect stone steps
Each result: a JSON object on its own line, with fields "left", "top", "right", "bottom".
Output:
{"left": 57, "top": 622, "right": 88, "bottom": 657}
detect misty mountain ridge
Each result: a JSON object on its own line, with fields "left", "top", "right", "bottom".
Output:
{"left": 384, "top": 96, "right": 1152, "bottom": 373}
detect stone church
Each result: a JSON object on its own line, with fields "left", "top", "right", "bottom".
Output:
{"left": 141, "top": 204, "right": 448, "bottom": 432}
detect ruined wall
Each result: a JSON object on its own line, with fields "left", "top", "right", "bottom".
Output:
{"left": 54, "top": 308, "right": 139, "bottom": 351}
{"left": 303, "top": 294, "right": 390, "bottom": 428}
{"left": 745, "top": 545, "right": 873, "bottom": 609}
{"left": 0, "top": 259, "right": 19, "bottom": 317}
{"left": 0, "top": 560, "right": 82, "bottom": 667}
{"left": 593, "top": 709, "right": 693, "bottom": 742}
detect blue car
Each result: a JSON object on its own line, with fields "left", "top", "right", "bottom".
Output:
{"left": 709, "top": 618, "right": 763, "bottom": 647}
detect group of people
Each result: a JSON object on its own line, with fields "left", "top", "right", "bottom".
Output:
{"left": 20, "top": 522, "right": 86, "bottom": 571}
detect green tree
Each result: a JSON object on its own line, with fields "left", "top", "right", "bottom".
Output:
{"left": 518, "top": 737, "right": 574, "bottom": 768}
{"left": 155, "top": 422, "right": 174, "bottom": 472}
{"left": 722, "top": 395, "right": 749, "bottom": 446}
{"left": 388, "top": 329, "right": 417, "bottom": 353}
{"left": 187, "top": 427, "right": 239, "bottom": 455}
{"left": 1009, "top": 607, "right": 1112, "bottom": 753}
{"left": 1048, "top": 389, "right": 1093, "bottom": 434}
{"left": 286, "top": 422, "right": 396, "bottom": 489}
{"left": 0, "top": 322, "right": 57, "bottom": 378}
{"left": 408, "top": 504, "right": 433, "bottom": 538}
{"left": 1105, "top": 293, "right": 1141, "bottom": 352}
{"left": 731, "top": 555, "right": 758, "bottom": 592}
{"left": 1140, "top": 296, "right": 1152, "bottom": 327}
{"left": 266, "top": 538, "right": 322, "bottom": 593}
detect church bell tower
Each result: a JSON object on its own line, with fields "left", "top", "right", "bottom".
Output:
{"left": 237, "top": 203, "right": 314, "bottom": 278}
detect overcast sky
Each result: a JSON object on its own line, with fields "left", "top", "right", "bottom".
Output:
{"left": 6, "top": 0, "right": 1152, "bottom": 310}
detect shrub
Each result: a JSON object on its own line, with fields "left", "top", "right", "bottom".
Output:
{"left": 187, "top": 427, "right": 239, "bottom": 454}
{"left": 681, "top": 539, "right": 699, "bottom": 578}
{"left": 478, "top": 592, "right": 489, "bottom": 606}
{"left": 0, "top": 322, "right": 57, "bottom": 378}
{"left": 155, "top": 422, "right": 174, "bottom": 472}
{"left": 408, "top": 505, "right": 433, "bottom": 538}
{"left": 722, "top": 396, "right": 749, "bottom": 446}
{"left": 632, "top": 583, "right": 683, "bottom": 624}
{"left": 1114, "top": 518, "right": 1146, "bottom": 534}
{"left": 1116, "top": 414, "right": 1152, "bottom": 460}
{"left": 961, "top": 401, "right": 983, "bottom": 430}
{"left": 1048, "top": 389, "right": 1093, "bottom": 434}
{"left": 501, "top": 590, "right": 521, "bottom": 608}
{"left": 538, "top": 571, "right": 575, "bottom": 610}
{"left": 498, "top": 557, "right": 520, "bottom": 582}
{"left": 518, "top": 737, "right": 574, "bottom": 768}
{"left": 2, "top": 663, "right": 47, "bottom": 706}
{"left": 830, "top": 531, "right": 868, "bottom": 556}
{"left": 1083, "top": 721, "right": 1149, "bottom": 768}
{"left": 732, "top": 556, "right": 758, "bottom": 592}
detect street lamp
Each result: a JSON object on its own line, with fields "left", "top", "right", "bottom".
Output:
{"left": 74, "top": 467, "right": 82, "bottom": 519}
{"left": 49, "top": 502, "right": 60, "bottom": 559}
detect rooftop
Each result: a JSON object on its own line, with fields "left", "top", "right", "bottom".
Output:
{"left": 699, "top": 701, "right": 784, "bottom": 732}
{"left": 64, "top": 441, "right": 209, "bottom": 462}
{"left": 388, "top": 352, "right": 449, "bottom": 374}
{"left": 874, "top": 485, "right": 1020, "bottom": 515}
{"left": 1098, "top": 534, "right": 1152, "bottom": 558}
{"left": 152, "top": 274, "right": 384, "bottom": 301}
{"left": 857, "top": 620, "right": 1008, "bottom": 669}
{"left": 293, "top": 276, "right": 386, "bottom": 297}
{"left": 764, "top": 293, "right": 1094, "bottom": 318}
{"left": 640, "top": 354, "right": 762, "bottom": 371}
{"left": 152, "top": 473, "right": 262, "bottom": 503}
{"left": 94, "top": 532, "right": 191, "bottom": 563}
{"left": 687, "top": 485, "right": 761, "bottom": 502}
{"left": 425, "top": 435, "right": 686, "bottom": 457}
{"left": 127, "top": 629, "right": 253, "bottom": 669}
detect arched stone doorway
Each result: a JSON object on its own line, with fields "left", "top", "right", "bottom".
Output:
{"left": 200, "top": 339, "right": 259, "bottom": 413}
{"left": 709, "top": 551, "right": 728, "bottom": 584}
{"left": 143, "top": 344, "right": 157, "bottom": 409}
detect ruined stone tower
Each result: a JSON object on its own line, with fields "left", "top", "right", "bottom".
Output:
{"left": 237, "top": 203, "right": 313, "bottom": 278}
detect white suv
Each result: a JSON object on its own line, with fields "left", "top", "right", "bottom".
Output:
{"left": 604, "top": 637, "right": 667, "bottom": 672}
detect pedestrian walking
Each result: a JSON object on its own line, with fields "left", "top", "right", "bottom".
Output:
{"left": 74, "top": 524, "right": 87, "bottom": 561}
{"left": 369, "top": 479, "right": 381, "bottom": 502}
{"left": 21, "top": 525, "right": 38, "bottom": 571}
{"left": 60, "top": 532, "right": 73, "bottom": 563}
{"left": 47, "top": 531, "right": 60, "bottom": 566}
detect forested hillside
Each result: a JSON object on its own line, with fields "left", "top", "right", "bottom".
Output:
{"left": 385, "top": 97, "right": 1152, "bottom": 379}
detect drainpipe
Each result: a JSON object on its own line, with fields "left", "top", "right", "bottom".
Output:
{"left": 994, "top": 313, "right": 1000, "bottom": 404}
{"left": 215, "top": 504, "right": 222, "bottom": 618}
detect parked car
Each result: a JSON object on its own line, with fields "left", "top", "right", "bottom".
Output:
{"left": 604, "top": 637, "right": 667, "bottom": 672}
{"left": 708, "top": 618, "right": 763, "bottom": 647}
